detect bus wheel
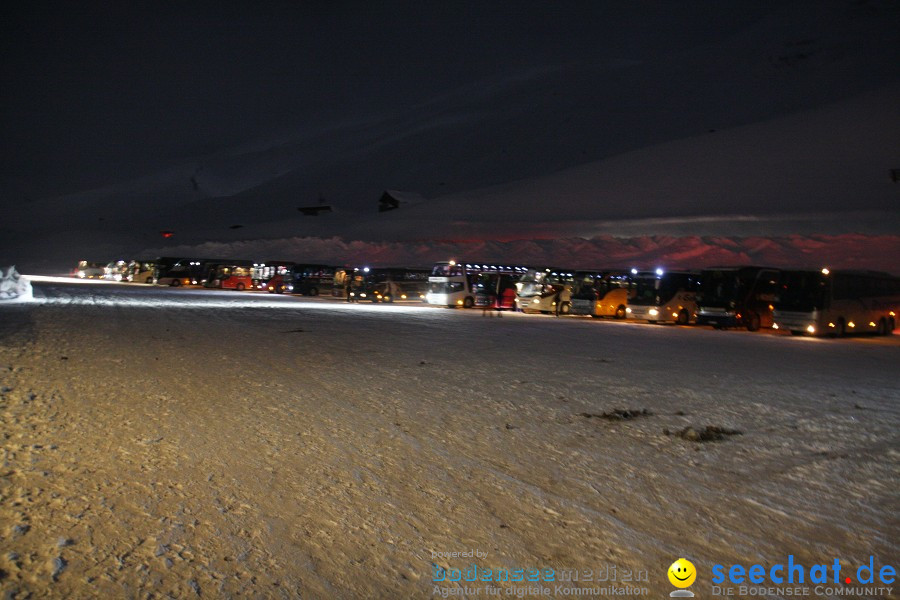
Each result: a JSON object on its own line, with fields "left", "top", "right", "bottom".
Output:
{"left": 746, "top": 312, "right": 761, "bottom": 332}
{"left": 236, "top": 283, "right": 245, "bottom": 291}
{"left": 559, "top": 302, "right": 571, "bottom": 315}
{"left": 308, "top": 287, "right": 319, "bottom": 297}
{"left": 676, "top": 310, "right": 689, "bottom": 325}
{"left": 145, "top": 277, "right": 153, "bottom": 284}
{"left": 463, "top": 297, "right": 474, "bottom": 309}
{"left": 267, "top": 287, "right": 275, "bottom": 294}
{"left": 170, "top": 279, "right": 181, "bottom": 287}
{"left": 877, "top": 317, "right": 888, "bottom": 336}
{"left": 614, "top": 305, "right": 626, "bottom": 319}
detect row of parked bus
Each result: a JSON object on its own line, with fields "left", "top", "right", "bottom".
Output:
{"left": 425, "top": 261, "right": 899, "bottom": 337}
{"left": 73, "top": 258, "right": 899, "bottom": 337}
{"left": 75, "top": 258, "right": 430, "bottom": 301}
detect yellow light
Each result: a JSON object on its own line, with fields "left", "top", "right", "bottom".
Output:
{"left": 768, "top": 304, "right": 774, "bottom": 311}
{"left": 890, "top": 311, "right": 896, "bottom": 317}
{"left": 807, "top": 325, "right": 815, "bottom": 333}
{"left": 848, "top": 321, "right": 855, "bottom": 328}
{"left": 648, "top": 308, "right": 659, "bottom": 316}
{"left": 401, "top": 294, "right": 407, "bottom": 299}
{"left": 821, "top": 268, "right": 830, "bottom": 275}
{"left": 869, "top": 322, "right": 876, "bottom": 327}
{"left": 456, "top": 299, "right": 463, "bottom": 305}
{"left": 828, "top": 322, "right": 835, "bottom": 328}
{"left": 625, "top": 307, "right": 632, "bottom": 313}
{"left": 772, "top": 323, "right": 779, "bottom": 330}
{"left": 449, "top": 260, "right": 456, "bottom": 266}
{"left": 672, "top": 312, "right": 679, "bottom": 318}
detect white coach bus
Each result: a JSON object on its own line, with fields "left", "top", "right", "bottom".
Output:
{"left": 772, "top": 269, "right": 899, "bottom": 336}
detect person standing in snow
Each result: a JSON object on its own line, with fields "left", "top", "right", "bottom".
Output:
{"left": 553, "top": 284, "right": 563, "bottom": 317}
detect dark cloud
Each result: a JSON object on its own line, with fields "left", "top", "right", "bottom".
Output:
{"left": 1, "top": 1, "right": 899, "bottom": 271}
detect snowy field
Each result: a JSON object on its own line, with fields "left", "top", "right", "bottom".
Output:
{"left": 1, "top": 279, "right": 897, "bottom": 599}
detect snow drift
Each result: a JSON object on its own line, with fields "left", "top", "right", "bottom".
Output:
{"left": 0, "top": 266, "right": 33, "bottom": 302}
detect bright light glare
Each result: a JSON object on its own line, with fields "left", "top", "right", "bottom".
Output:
{"left": 29, "top": 275, "right": 127, "bottom": 285}
{"left": 20, "top": 279, "right": 437, "bottom": 315}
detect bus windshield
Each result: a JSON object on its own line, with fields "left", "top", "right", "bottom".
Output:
{"left": 631, "top": 273, "right": 695, "bottom": 306}
{"left": 699, "top": 270, "right": 743, "bottom": 307}
{"left": 776, "top": 271, "right": 828, "bottom": 312}
{"left": 517, "top": 269, "right": 570, "bottom": 297}
{"left": 429, "top": 281, "right": 465, "bottom": 293}
{"left": 633, "top": 279, "right": 671, "bottom": 306}
{"left": 431, "top": 263, "right": 465, "bottom": 277}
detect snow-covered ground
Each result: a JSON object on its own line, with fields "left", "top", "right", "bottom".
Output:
{"left": 1, "top": 280, "right": 897, "bottom": 599}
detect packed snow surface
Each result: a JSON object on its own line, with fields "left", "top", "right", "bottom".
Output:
{"left": 0, "top": 280, "right": 897, "bottom": 599}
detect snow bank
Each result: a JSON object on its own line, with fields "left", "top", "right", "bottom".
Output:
{"left": 0, "top": 266, "right": 33, "bottom": 302}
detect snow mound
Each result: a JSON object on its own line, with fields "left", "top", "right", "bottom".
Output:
{"left": 0, "top": 266, "right": 33, "bottom": 302}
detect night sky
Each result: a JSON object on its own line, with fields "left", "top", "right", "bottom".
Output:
{"left": 1, "top": 1, "right": 898, "bottom": 271}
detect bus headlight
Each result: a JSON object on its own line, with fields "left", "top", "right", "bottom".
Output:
{"left": 806, "top": 325, "right": 816, "bottom": 334}
{"left": 401, "top": 294, "right": 407, "bottom": 299}
{"left": 772, "top": 323, "right": 779, "bottom": 330}
{"left": 360, "top": 293, "right": 367, "bottom": 298}
{"left": 625, "top": 307, "right": 632, "bottom": 313}
{"left": 532, "top": 298, "right": 540, "bottom": 304}
{"left": 648, "top": 309, "right": 659, "bottom": 317}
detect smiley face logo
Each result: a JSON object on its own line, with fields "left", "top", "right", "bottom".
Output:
{"left": 668, "top": 558, "right": 697, "bottom": 588}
